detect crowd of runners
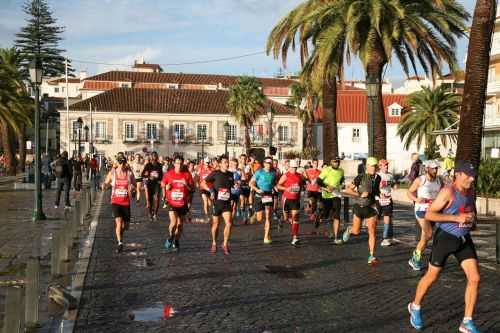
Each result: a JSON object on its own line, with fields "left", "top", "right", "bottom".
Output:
{"left": 99, "top": 151, "right": 482, "bottom": 333}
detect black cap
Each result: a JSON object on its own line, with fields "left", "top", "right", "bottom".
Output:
{"left": 454, "top": 160, "right": 477, "bottom": 177}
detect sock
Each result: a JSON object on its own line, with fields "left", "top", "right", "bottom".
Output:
{"left": 291, "top": 223, "right": 299, "bottom": 237}
{"left": 383, "top": 223, "right": 390, "bottom": 239}
{"left": 411, "top": 303, "right": 421, "bottom": 310}
{"left": 463, "top": 317, "right": 472, "bottom": 322}
{"left": 415, "top": 250, "right": 422, "bottom": 260}
{"left": 388, "top": 220, "right": 394, "bottom": 238}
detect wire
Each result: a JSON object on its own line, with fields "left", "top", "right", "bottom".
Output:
{"left": 70, "top": 50, "right": 266, "bottom": 67}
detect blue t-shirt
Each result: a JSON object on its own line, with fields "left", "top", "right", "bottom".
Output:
{"left": 436, "top": 187, "right": 475, "bottom": 237}
{"left": 253, "top": 168, "right": 276, "bottom": 193}
{"left": 231, "top": 170, "right": 241, "bottom": 195}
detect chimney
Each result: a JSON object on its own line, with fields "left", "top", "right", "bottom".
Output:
{"left": 79, "top": 70, "right": 88, "bottom": 80}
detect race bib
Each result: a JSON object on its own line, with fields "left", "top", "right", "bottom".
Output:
{"left": 217, "top": 188, "right": 230, "bottom": 201}
{"left": 171, "top": 190, "right": 184, "bottom": 201}
{"left": 115, "top": 188, "right": 128, "bottom": 197}
{"left": 379, "top": 197, "right": 392, "bottom": 206}
{"left": 417, "top": 199, "right": 433, "bottom": 211}
{"left": 262, "top": 195, "right": 273, "bottom": 204}
{"left": 150, "top": 171, "right": 159, "bottom": 179}
{"left": 290, "top": 185, "right": 301, "bottom": 193}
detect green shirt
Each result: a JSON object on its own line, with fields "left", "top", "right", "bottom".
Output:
{"left": 318, "top": 166, "right": 344, "bottom": 199}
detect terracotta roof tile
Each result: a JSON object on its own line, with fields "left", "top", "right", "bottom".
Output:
{"left": 68, "top": 88, "right": 295, "bottom": 115}
{"left": 47, "top": 78, "right": 81, "bottom": 85}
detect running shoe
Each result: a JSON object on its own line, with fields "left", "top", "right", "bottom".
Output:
{"left": 408, "top": 303, "right": 423, "bottom": 331}
{"left": 153, "top": 214, "right": 158, "bottom": 222}
{"left": 210, "top": 244, "right": 217, "bottom": 254}
{"left": 368, "top": 255, "right": 378, "bottom": 265}
{"left": 342, "top": 226, "right": 352, "bottom": 243}
{"left": 408, "top": 252, "right": 423, "bottom": 271}
{"left": 291, "top": 238, "right": 300, "bottom": 246}
{"left": 263, "top": 239, "right": 273, "bottom": 245}
{"left": 164, "top": 238, "right": 173, "bottom": 250}
{"left": 54, "top": 205, "right": 59, "bottom": 209}
{"left": 381, "top": 239, "right": 392, "bottom": 247}
{"left": 116, "top": 242, "right": 123, "bottom": 253}
{"left": 223, "top": 244, "right": 231, "bottom": 255}
{"left": 173, "top": 240, "right": 180, "bottom": 251}
{"left": 332, "top": 239, "right": 343, "bottom": 245}
{"left": 459, "top": 319, "right": 482, "bottom": 333}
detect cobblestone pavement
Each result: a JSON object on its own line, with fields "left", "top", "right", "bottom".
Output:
{"left": 74, "top": 195, "right": 500, "bottom": 333}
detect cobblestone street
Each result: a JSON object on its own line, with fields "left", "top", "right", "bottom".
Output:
{"left": 73, "top": 195, "right": 500, "bottom": 333}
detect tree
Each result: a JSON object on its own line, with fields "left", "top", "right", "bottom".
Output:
{"left": 456, "top": 0, "right": 497, "bottom": 170}
{"left": 288, "top": 79, "right": 318, "bottom": 149}
{"left": 268, "top": 0, "right": 469, "bottom": 159}
{"left": 226, "top": 76, "right": 265, "bottom": 155}
{"left": 15, "top": 0, "right": 71, "bottom": 77}
{"left": 397, "top": 86, "right": 461, "bottom": 160}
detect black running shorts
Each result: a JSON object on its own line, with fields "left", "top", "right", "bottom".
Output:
{"left": 320, "top": 197, "right": 341, "bottom": 220}
{"left": 213, "top": 200, "right": 232, "bottom": 217}
{"left": 430, "top": 228, "right": 477, "bottom": 267}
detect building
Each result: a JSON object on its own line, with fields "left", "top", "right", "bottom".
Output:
{"left": 59, "top": 88, "right": 301, "bottom": 160}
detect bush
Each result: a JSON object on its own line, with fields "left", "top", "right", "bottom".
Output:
{"left": 283, "top": 150, "right": 302, "bottom": 160}
{"left": 477, "top": 159, "right": 500, "bottom": 197}
{"left": 301, "top": 147, "right": 320, "bottom": 160}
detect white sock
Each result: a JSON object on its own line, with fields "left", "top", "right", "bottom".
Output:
{"left": 463, "top": 317, "right": 472, "bottom": 322}
{"left": 411, "top": 303, "right": 421, "bottom": 310}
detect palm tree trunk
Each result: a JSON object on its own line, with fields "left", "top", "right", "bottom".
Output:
{"left": 366, "top": 38, "right": 387, "bottom": 159}
{"left": 322, "top": 78, "right": 339, "bottom": 161}
{"left": 305, "top": 120, "right": 313, "bottom": 148}
{"left": 17, "top": 123, "right": 26, "bottom": 173}
{"left": 456, "top": 0, "right": 496, "bottom": 169}
{"left": 1, "top": 123, "right": 16, "bottom": 176}
{"left": 244, "top": 125, "right": 251, "bottom": 155}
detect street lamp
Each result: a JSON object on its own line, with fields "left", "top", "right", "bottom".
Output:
{"left": 83, "top": 125, "right": 89, "bottom": 153}
{"left": 201, "top": 127, "right": 206, "bottom": 160}
{"left": 366, "top": 75, "right": 378, "bottom": 157}
{"left": 29, "top": 58, "right": 45, "bottom": 221}
{"left": 223, "top": 121, "right": 230, "bottom": 157}
{"left": 76, "top": 117, "right": 83, "bottom": 157}
{"left": 266, "top": 106, "right": 274, "bottom": 156}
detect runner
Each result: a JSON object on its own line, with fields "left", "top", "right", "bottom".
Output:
{"left": 272, "top": 159, "right": 282, "bottom": 222}
{"left": 342, "top": 157, "right": 381, "bottom": 264}
{"left": 377, "top": 159, "right": 398, "bottom": 247}
{"left": 102, "top": 152, "right": 135, "bottom": 253}
{"left": 277, "top": 159, "right": 303, "bottom": 246}
{"left": 186, "top": 160, "right": 196, "bottom": 223}
{"left": 238, "top": 154, "right": 251, "bottom": 223}
{"left": 229, "top": 158, "right": 241, "bottom": 221}
{"left": 249, "top": 157, "right": 277, "bottom": 244}
{"left": 408, "top": 160, "right": 481, "bottom": 333}
{"left": 131, "top": 153, "right": 145, "bottom": 203}
{"left": 141, "top": 151, "right": 163, "bottom": 221}
{"left": 198, "top": 157, "right": 214, "bottom": 222}
{"left": 161, "top": 155, "right": 193, "bottom": 252}
{"left": 407, "top": 159, "right": 443, "bottom": 270}
{"left": 317, "top": 157, "right": 345, "bottom": 244}
{"left": 205, "top": 156, "right": 235, "bottom": 255}
{"left": 304, "top": 159, "right": 322, "bottom": 226}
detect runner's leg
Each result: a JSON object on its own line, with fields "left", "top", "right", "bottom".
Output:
{"left": 264, "top": 206, "right": 272, "bottom": 241}
{"left": 211, "top": 215, "right": 220, "bottom": 246}
{"left": 413, "top": 264, "right": 442, "bottom": 305}
{"left": 222, "top": 211, "right": 232, "bottom": 247}
{"left": 461, "top": 259, "right": 480, "bottom": 318}
{"left": 115, "top": 217, "right": 124, "bottom": 243}
{"left": 366, "top": 217, "right": 378, "bottom": 256}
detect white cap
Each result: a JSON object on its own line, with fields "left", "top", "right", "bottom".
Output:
{"left": 424, "top": 159, "right": 440, "bottom": 168}
{"left": 289, "top": 159, "right": 298, "bottom": 168}
{"left": 203, "top": 157, "right": 210, "bottom": 163}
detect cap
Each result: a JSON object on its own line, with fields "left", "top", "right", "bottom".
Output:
{"left": 424, "top": 159, "right": 440, "bottom": 168}
{"left": 203, "top": 157, "right": 210, "bottom": 163}
{"left": 263, "top": 158, "right": 273, "bottom": 164}
{"left": 332, "top": 156, "right": 341, "bottom": 162}
{"left": 378, "top": 159, "right": 389, "bottom": 166}
{"left": 366, "top": 157, "right": 378, "bottom": 166}
{"left": 454, "top": 160, "right": 477, "bottom": 177}
{"left": 289, "top": 159, "right": 298, "bottom": 168}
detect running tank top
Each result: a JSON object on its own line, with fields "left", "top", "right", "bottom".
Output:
{"left": 283, "top": 171, "right": 302, "bottom": 200}
{"left": 415, "top": 175, "right": 441, "bottom": 212}
{"left": 111, "top": 169, "right": 131, "bottom": 206}
{"left": 436, "top": 186, "right": 475, "bottom": 237}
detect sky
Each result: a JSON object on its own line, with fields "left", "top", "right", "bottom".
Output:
{"left": 0, "top": 0, "right": 477, "bottom": 87}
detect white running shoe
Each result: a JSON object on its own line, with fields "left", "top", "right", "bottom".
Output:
{"left": 381, "top": 239, "right": 392, "bottom": 247}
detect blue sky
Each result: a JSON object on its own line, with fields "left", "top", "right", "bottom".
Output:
{"left": 0, "top": 0, "right": 476, "bottom": 86}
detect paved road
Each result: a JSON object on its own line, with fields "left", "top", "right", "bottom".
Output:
{"left": 74, "top": 196, "right": 500, "bottom": 333}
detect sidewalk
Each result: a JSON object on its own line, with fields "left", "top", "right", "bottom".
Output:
{"left": 73, "top": 196, "right": 500, "bottom": 333}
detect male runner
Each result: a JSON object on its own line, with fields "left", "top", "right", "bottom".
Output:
{"left": 131, "top": 153, "right": 144, "bottom": 203}
{"left": 205, "top": 156, "right": 235, "bottom": 255}
{"left": 407, "top": 159, "right": 443, "bottom": 270}
{"left": 409, "top": 161, "right": 481, "bottom": 333}
{"left": 198, "top": 157, "right": 214, "bottom": 222}
{"left": 304, "top": 159, "right": 322, "bottom": 225}
{"left": 277, "top": 159, "right": 303, "bottom": 245}
{"left": 141, "top": 151, "right": 163, "bottom": 221}
{"left": 229, "top": 158, "right": 241, "bottom": 220}
{"left": 317, "top": 157, "right": 345, "bottom": 244}
{"left": 377, "top": 159, "right": 398, "bottom": 247}
{"left": 343, "top": 157, "right": 381, "bottom": 264}
{"left": 161, "top": 156, "right": 193, "bottom": 252}
{"left": 238, "top": 154, "right": 251, "bottom": 222}
{"left": 249, "top": 157, "right": 277, "bottom": 244}
{"left": 103, "top": 152, "right": 135, "bottom": 253}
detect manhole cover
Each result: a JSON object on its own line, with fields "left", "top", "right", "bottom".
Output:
{"left": 264, "top": 265, "right": 305, "bottom": 279}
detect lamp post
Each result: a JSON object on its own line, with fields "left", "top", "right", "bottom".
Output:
{"left": 223, "top": 121, "right": 230, "bottom": 157}
{"left": 76, "top": 117, "right": 83, "bottom": 158}
{"left": 29, "top": 59, "right": 45, "bottom": 221}
{"left": 201, "top": 127, "right": 206, "bottom": 160}
{"left": 266, "top": 106, "right": 274, "bottom": 156}
{"left": 45, "top": 116, "right": 51, "bottom": 154}
{"left": 83, "top": 125, "right": 89, "bottom": 154}
{"left": 366, "top": 75, "right": 378, "bottom": 157}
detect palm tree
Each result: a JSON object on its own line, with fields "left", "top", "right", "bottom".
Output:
{"left": 226, "top": 76, "right": 265, "bottom": 155}
{"left": 456, "top": 0, "right": 497, "bottom": 170}
{"left": 268, "top": 0, "right": 469, "bottom": 159}
{"left": 288, "top": 79, "right": 318, "bottom": 148}
{"left": 398, "top": 86, "right": 461, "bottom": 159}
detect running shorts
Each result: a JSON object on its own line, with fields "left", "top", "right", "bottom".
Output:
{"left": 254, "top": 192, "right": 274, "bottom": 212}
{"left": 169, "top": 204, "right": 189, "bottom": 217}
{"left": 213, "top": 200, "right": 232, "bottom": 217}
{"left": 201, "top": 189, "right": 211, "bottom": 197}
{"left": 283, "top": 198, "right": 300, "bottom": 211}
{"left": 307, "top": 191, "right": 321, "bottom": 200}
{"left": 320, "top": 197, "right": 342, "bottom": 220}
{"left": 112, "top": 204, "right": 131, "bottom": 223}
{"left": 352, "top": 204, "right": 378, "bottom": 219}
{"left": 430, "top": 228, "right": 477, "bottom": 267}
{"left": 377, "top": 199, "right": 394, "bottom": 217}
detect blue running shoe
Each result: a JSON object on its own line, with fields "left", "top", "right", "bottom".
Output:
{"left": 342, "top": 226, "right": 352, "bottom": 243}
{"left": 459, "top": 319, "right": 482, "bottom": 333}
{"left": 164, "top": 238, "right": 173, "bottom": 250}
{"left": 408, "top": 302, "right": 423, "bottom": 331}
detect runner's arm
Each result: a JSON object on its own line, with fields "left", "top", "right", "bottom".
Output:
{"left": 102, "top": 172, "right": 113, "bottom": 190}
{"left": 406, "top": 177, "right": 421, "bottom": 202}
{"left": 249, "top": 177, "right": 261, "bottom": 193}
{"left": 344, "top": 176, "right": 361, "bottom": 197}
{"left": 276, "top": 174, "right": 287, "bottom": 191}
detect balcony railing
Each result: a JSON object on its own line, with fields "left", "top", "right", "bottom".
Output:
{"left": 171, "top": 136, "right": 214, "bottom": 145}
{"left": 93, "top": 135, "right": 113, "bottom": 144}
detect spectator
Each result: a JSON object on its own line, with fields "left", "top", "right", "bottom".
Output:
{"left": 41, "top": 152, "right": 52, "bottom": 190}
{"left": 89, "top": 155, "right": 99, "bottom": 192}
{"left": 72, "top": 154, "right": 83, "bottom": 191}
{"left": 357, "top": 158, "right": 366, "bottom": 175}
{"left": 408, "top": 153, "right": 423, "bottom": 182}
{"left": 53, "top": 151, "right": 72, "bottom": 208}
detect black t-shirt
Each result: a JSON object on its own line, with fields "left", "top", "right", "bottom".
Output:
{"left": 353, "top": 173, "right": 381, "bottom": 206}
{"left": 141, "top": 162, "right": 163, "bottom": 183}
{"left": 205, "top": 170, "right": 234, "bottom": 201}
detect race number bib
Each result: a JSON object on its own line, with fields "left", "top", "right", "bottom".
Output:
{"left": 262, "top": 195, "right": 273, "bottom": 204}
{"left": 417, "top": 199, "right": 433, "bottom": 211}
{"left": 290, "top": 185, "right": 301, "bottom": 193}
{"left": 115, "top": 188, "right": 128, "bottom": 197}
{"left": 171, "top": 190, "right": 184, "bottom": 201}
{"left": 379, "top": 197, "right": 392, "bottom": 206}
{"left": 217, "top": 188, "right": 230, "bottom": 201}
{"left": 150, "top": 171, "right": 159, "bottom": 179}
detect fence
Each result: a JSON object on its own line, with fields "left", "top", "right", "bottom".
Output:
{"left": 2, "top": 183, "right": 96, "bottom": 333}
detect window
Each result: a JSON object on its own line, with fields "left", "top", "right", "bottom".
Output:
{"left": 120, "top": 82, "right": 131, "bottom": 88}
{"left": 489, "top": 67, "right": 496, "bottom": 82}
{"left": 352, "top": 128, "right": 360, "bottom": 142}
{"left": 124, "top": 122, "right": 136, "bottom": 141}
{"left": 62, "top": 87, "right": 65, "bottom": 93}
{"left": 94, "top": 121, "right": 107, "bottom": 140}
{"left": 197, "top": 124, "right": 208, "bottom": 141}
{"left": 146, "top": 122, "right": 158, "bottom": 140}
{"left": 278, "top": 126, "right": 289, "bottom": 142}
{"left": 174, "top": 123, "right": 185, "bottom": 141}
{"left": 72, "top": 121, "right": 80, "bottom": 140}
{"left": 390, "top": 108, "right": 401, "bottom": 117}
{"left": 227, "top": 124, "right": 237, "bottom": 142}
{"left": 251, "top": 124, "right": 264, "bottom": 141}
{"left": 54, "top": 87, "right": 59, "bottom": 93}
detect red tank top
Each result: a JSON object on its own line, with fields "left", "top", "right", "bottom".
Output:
{"left": 305, "top": 168, "right": 321, "bottom": 192}
{"left": 164, "top": 170, "right": 192, "bottom": 208}
{"left": 198, "top": 165, "right": 213, "bottom": 188}
{"left": 283, "top": 171, "right": 302, "bottom": 200}
{"left": 111, "top": 169, "right": 130, "bottom": 206}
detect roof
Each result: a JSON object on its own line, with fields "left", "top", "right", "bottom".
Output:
{"left": 440, "top": 71, "right": 465, "bottom": 81}
{"left": 67, "top": 88, "right": 295, "bottom": 115}
{"left": 315, "top": 93, "right": 408, "bottom": 124}
{"left": 47, "top": 78, "right": 81, "bottom": 85}
{"left": 83, "top": 70, "right": 296, "bottom": 88}
{"left": 133, "top": 63, "right": 162, "bottom": 70}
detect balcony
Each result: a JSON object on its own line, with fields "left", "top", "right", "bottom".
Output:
{"left": 171, "top": 136, "right": 214, "bottom": 145}
{"left": 93, "top": 135, "right": 112, "bottom": 144}
{"left": 487, "top": 81, "right": 500, "bottom": 96}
